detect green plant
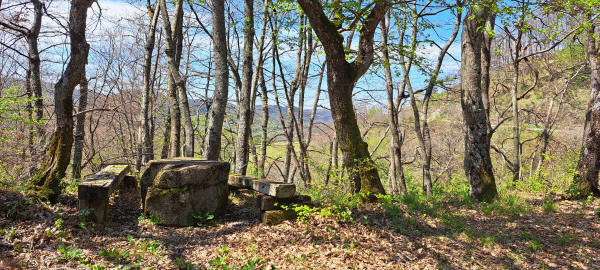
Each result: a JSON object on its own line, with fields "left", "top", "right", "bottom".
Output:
{"left": 7, "top": 230, "right": 17, "bottom": 238}
{"left": 482, "top": 235, "right": 496, "bottom": 247}
{"left": 542, "top": 198, "right": 556, "bottom": 214}
{"left": 138, "top": 240, "right": 162, "bottom": 255}
{"left": 192, "top": 213, "right": 215, "bottom": 227}
{"left": 54, "top": 218, "right": 64, "bottom": 229}
{"left": 557, "top": 231, "right": 577, "bottom": 246}
{"left": 57, "top": 243, "right": 87, "bottom": 263}
{"left": 208, "top": 246, "right": 268, "bottom": 270}
{"left": 528, "top": 239, "right": 542, "bottom": 251}
{"left": 127, "top": 235, "right": 134, "bottom": 244}
{"left": 99, "top": 248, "right": 130, "bottom": 264}
{"left": 175, "top": 257, "right": 196, "bottom": 270}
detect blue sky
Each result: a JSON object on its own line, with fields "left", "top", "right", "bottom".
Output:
{"left": 37, "top": 0, "right": 464, "bottom": 110}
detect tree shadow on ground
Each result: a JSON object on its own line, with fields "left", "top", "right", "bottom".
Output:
{"left": 354, "top": 197, "right": 600, "bottom": 269}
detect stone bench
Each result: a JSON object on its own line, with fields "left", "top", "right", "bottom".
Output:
{"left": 78, "top": 164, "right": 131, "bottom": 223}
{"left": 228, "top": 175, "right": 311, "bottom": 225}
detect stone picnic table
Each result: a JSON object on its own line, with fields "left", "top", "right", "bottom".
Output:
{"left": 78, "top": 158, "right": 310, "bottom": 226}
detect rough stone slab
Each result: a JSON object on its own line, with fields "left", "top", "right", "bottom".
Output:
{"left": 141, "top": 158, "right": 227, "bottom": 206}
{"left": 256, "top": 194, "right": 312, "bottom": 211}
{"left": 252, "top": 180, "right": 295, "bottom": 198}
{"left": 228, "top": 175, "right": 255, "bottom": 188}
{"left": 142, "top": 158, "right": 230, "bottom": 226}
{"left": 261, "top": 209, "right": 297, "bottom": 225}
{"left": 228, "top": 175, "right": 296, "bottom": 198}
{"left": 78, "top": 164, "right": 130, "bottom": 223}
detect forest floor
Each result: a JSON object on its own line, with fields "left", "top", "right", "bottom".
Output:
{"left": 1, "top": 187, "right": 599, "bottom": 269}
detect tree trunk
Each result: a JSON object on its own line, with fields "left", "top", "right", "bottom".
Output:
{"left": 258, "top": 51, "right": 269, "bottom": 177}
{"left": 460, "top": 4, "right": 497, "bottom": 201}
{"left": 297, "top": 0, "right": 389, "bottom": 196}
{"left": 381, "top": 12, "right": 405, "bottom": 196}
{"left": 234, "top": 0, "right": 255, "bottom": 174}
{"left": 160, "top": 0, "right": 189, "bottom": 158}
{"left": 160, "top": 107, "right": 171, "bottom": 159}
{"left": 573, "top": 20, "right": 600, "bottom": 197}
{"left": 29, "top": 0, "right": 43, "bottom": 138}
{"left": 138, "top": 2, "right": 160, "bottom": 165}
{"left": 203, "top": 0, "right": 229, "bottom": 160}
{"left": 30, "top": 0, "right": 94, "bottom": 202}
{"left": 481, "top": 13, "right": 496, "bottom": 129}
{"left": 71, "top": 76, "right": 88, "bottom": 179}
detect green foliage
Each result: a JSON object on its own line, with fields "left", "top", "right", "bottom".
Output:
{"left": 0, "top": 85, "right": 43, "bottom": 143}
{"left": 556, "top": 231, "right": 577, "bottom": 246}
{"left": 192, "top": 213, "right": 215, "bottom": 227}
{"left": 528, "top": 239, "right": 542, "bottom": 251}
{"left": 208, "top": 246, "right": 270, "bottom": 270}
{"left": 54, "top": 218, "right": 64, "bottom": 229}
{"left": 57, "top": 243, "right": 87, "bottom": 263}
{"left": 542, "top": 197, "right": 556, "bottom": 213}
{"left": 175, "top": 257, "right": 196, "bottom": 270}
{"left": 301, "top": 182, "right": 361, "bottom": 208}
{"left": 99, "top": 248, "right": 130, "bottom": 264}
{"left": 138, "top": 240, "right": 162, "bottom": 255}
{"left": 281, "top": 203, "right": 353, "bottom": 223}
{"left": 480, "top": 194, "right": 529, "bottom": 216}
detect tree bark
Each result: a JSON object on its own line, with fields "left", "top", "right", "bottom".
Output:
{"left": 29, "top": 0, "right": 43, "bottom": 137}
{"left": 460, "top": 3, "right": 497, "bottom": 201}
{"left": 138, "top": 2, "right": 160, "bottom": 166}
{"left": 160, "top": 0, "right": 188, "bottom": 158}
{"left": 481, "top": 13, "right": 496, "bottom": 129}
{"left": 30, "top": 0, "right": 94, "bottom": 202}
{"left": 381, "top": 12, "right": 405, "bottom": 196}
{"left": 234, "top": 0, "right": 255, "bottom": 174}
{"left": 573, "top": 19, "right": 600, "bottom": 197}
{"left": 203, "top": 0, "right": 229, "bottom": 160}
{"left": 297, "top": 0, "right": 389, "bottom": 196}
{"left": 71, "top": 76, "right": 88, "bottom": 179}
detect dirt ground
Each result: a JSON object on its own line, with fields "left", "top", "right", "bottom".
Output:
{"left": 1, "top": 188, "right": 599, "bottom": 269}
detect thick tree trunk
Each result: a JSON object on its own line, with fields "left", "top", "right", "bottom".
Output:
{"left": 234, "top": 0, "right": 255, "bottom": 174}
{"left": 481, "top": 13, "right": 495, "bottom": 128}
{"left": 573, "top": 20, "right": 600, "bottom": 197}
{"left": 31, "top": 0, "right": 93, "bottom": 202}
{"left": 138, "top": 3, "right": 160, "bottom": 165}
{"left": 203, "top": 0, "right": 229, "bottom": 160}
{"left": 460, "top": 4, "right": 497, "bottom": 201}
{"left": 71, "top": 76, "right": 88, "bottom": 179}
{"left": 297, "top": 0, "right": 389, "bottom": 196}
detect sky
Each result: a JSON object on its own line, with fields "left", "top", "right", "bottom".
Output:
{"left": 24, "top": 0, "right": 464, "bottom": 110}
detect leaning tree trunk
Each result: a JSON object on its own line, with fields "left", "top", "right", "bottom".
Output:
{"left": 203, "top": 0, "right": 229, "bottom": 160}
{"left": 233, "top": 0, "right": 255, "bottom": 174}
{"left": 298, "top": 0, "right": 388, "bottom": 196}
{"left": 573, "top": 20, "right": 600, "bottom": 197}
{"left": 138, "top": 2, "right": 160, "bottom": 165}
{"left": 31, "top": 0, "right": 94, "bottom": 202}
{"left": 71, "top": 76, "right": 88, "bottom": 179}
{"left": 460, "top": 4, "right": 497, "bottom": 202}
